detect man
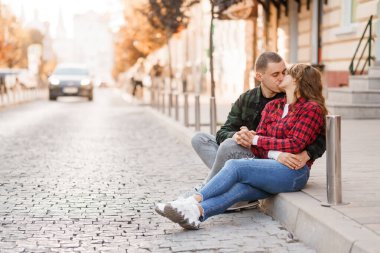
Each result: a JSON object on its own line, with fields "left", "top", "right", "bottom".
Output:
{"left": 190, "top": 52, "right": 326, "bottom": 210}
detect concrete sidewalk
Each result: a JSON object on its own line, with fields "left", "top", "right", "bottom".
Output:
{"left": 142, "top": 95, "right": 380, "bottom": 253}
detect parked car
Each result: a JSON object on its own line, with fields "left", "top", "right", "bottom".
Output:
{"left": 48, "top": 64, "right": 93, "bottom": 101}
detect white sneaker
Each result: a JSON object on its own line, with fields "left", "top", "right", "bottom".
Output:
{"left": 178, "top": 183, "right": 205, "bottom": 199}
{"left": 154, "top": 203, "right": 166, "bottom": 217}
{"left": 155, "top": 196, "right": 186, "bottom": 217}
{"left": 164, "top": 197, "right": 201, "bottom": 230}
{"left": 226, "top": 201, "right": 259, "bottom": 211}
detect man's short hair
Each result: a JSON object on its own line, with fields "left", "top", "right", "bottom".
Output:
{"left": 255, "top": 52, "right": 283, "bottom": 73}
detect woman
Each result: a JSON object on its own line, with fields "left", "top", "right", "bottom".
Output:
{"left": 156, "top": 64, "right": 328, "bottom": 230}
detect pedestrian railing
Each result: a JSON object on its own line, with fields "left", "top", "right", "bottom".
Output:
{"left": 0, "top": 71, "right": 46, "bottom": 107}
{"left": 148, "top": 81, "right": 219, "bottom": 135}
{"left": 349, "top": 15, "right": 374, "bottom": 75}
{"left": 0, "top": 87, "right": 46, "bottom": 107}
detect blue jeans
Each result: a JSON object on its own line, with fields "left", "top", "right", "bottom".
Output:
{"left": 199, "top": 158, "right": 310, "bottom": 221}
{"left": 191, "top": 133, "right": 254, "bottom": 183}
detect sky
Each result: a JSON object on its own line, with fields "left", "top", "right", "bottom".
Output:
{"left": 2, "top": 0, "right": 124, "bottom": 37}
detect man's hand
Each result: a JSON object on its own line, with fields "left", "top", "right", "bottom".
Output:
{"left": 233, "top": 126, "right": 256, "bottom": 148}
{"left": 277, "top": 151, "right": 310, "bottom": 170}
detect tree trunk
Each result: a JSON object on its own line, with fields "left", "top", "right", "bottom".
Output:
{"left": 244, "top": 20, "right": 253, "bottom": 92}
{"left": 166, "top": 30, "right": 173, "bottom": 92}
{"left": 244, "top": 4, "right": 258, "bottom": 90}
{"left": 209, "top": 2, "right": 215, "bottom": 97}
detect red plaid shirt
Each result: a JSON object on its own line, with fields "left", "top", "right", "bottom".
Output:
{"left": 251, "top": 97, "right": 324, "bottom": 168}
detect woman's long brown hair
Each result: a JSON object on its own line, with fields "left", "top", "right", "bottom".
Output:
{"left": 287, "top": 64, "right": 328, "bottom": 116}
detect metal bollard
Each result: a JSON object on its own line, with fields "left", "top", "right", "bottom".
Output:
{"left": 153, "top": 87, "right": 157, "bottom": 108}
{"left": 156, "top": 89, "right": 161, "bottom": 110}
{"left": 157, "top": 88, "right": 161, "bottom": 109}
{"left": 195, "top": 94, "right": 200, "bottom": 131}
{"left": 210, "top": 97, "right": 217, "bottom": 135}
{"left": 175, "top": 94, "right": 179, "bottom": 121}
{"left": 325, "top": 115, "right": 343, "bottom": 205}
{"left": 161, "top": 93, "right": 165, "bottom": 114}
{"left": 150, "top": 86, "right": 154, "bottom": 107}
{"left": 156, "top": 87, "right": 160, "bottom": 109}
{"left": 184, "top": 93, "right": 189, "bottom": 127}
{"left": 168, "top": 92, "right": 172, "bottom": 116}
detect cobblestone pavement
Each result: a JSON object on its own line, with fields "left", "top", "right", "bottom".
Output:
{"left": 0, "top": 90, "right": 316, "bottom": 253}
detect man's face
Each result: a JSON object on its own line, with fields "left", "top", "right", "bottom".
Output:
{"left": 256, "top": 61, "right": 287, "bottom": 96}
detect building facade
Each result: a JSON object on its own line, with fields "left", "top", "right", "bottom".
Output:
{"left": 272, "top": 0, "right": 377, "bottom": 87}
{"left": 147, "top": 0, "right": 378, "bottom": 109}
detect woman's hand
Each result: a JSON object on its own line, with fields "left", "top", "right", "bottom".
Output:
{"left": 233, "top": 126, "right": 256, "bottom": 148}
{"left": 277, "top": 151, "right": 309, "bottom": 170}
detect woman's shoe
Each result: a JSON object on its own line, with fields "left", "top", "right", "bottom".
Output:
{"left": 226, "top": 200, "right": 259, "bottom": 212}
{"left": 154, "top": 203, "right": 166, "bottom": 217}
{"left": 164, "top": 197, "right": 201, "bottom": 230}
{"left": 178, "top": 183, "right": 205, "bottom": 199}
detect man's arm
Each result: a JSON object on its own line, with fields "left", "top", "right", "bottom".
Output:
{"left": 215, "top": 95, "right": 245, "bottom": 145}
{"left": 305, "top": 133, "right": 326, "bottom": 160}
{"left": 255, "top": 105, "right": 324, "bottom": 154}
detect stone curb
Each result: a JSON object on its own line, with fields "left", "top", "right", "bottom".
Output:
{"left": 261, "top": 193, "right": 380, "bottom": 253}
{"left": 119, "top": 87, "right": 380, "bottom": 253}
{"left": 142, "top": 104, "right": 380, "bottom": 253}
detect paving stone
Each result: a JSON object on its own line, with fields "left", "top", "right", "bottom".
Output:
{"left": 0, "top": 91, "right": 316, "bottom": 252}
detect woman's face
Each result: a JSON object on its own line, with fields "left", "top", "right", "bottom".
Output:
{"left": 278, "top": 73, "right": 295, "bottom": 91}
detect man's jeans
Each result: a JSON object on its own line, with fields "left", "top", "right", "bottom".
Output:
{"left": 199, "top": 158, "right": 310, "bottom": 221}
{"left": 191, "top": 132, "right": 254, "bottom": 183}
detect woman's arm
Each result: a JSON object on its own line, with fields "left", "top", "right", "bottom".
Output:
{"left": 256, "top": 105, "right": 324, "bottom": 154}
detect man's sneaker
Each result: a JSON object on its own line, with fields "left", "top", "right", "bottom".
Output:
{"left": 164, "top": 197, "right": 201, "bottom": 230}
{"left": 226, "top": 200, "right": 259, "bottom": 212}
{"left": 178, "top": 183, "right": 205, "bottom": 199}
{"left": 154, "top": 202, "right": 166, "bottom": 217}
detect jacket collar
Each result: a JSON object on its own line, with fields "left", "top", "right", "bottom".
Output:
{"left": 253, "top": 86, "right": 262, "bottom": 103}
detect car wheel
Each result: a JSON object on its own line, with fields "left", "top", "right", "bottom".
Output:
{"left": 88, "top": 95, "right": 93, "bottom": 101}
{"left": 49, "top": 95, "right": 57, "bottom": 101}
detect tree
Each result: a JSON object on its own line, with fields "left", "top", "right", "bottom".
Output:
{"left": 0, "top": 3, "right": 44, "bottom": 69}
{"left": 113, "top": 26, "right": 145, "bottom": 79}
{"left": 209, "top": 0, "right": 256, "bottom": 95}
{"left": 113, "top": 1, "right": 168, "bottom": 79}
{"left": 29, "top": 28, "right": 44, "bottom": 44}
{"left": 143, "top": 0, "right": 199, "bottom": 89}
{"left": 208, "top": 0, "right": 254, "bottom": 96}
{"left": 0, "top": 5, "right": 24, "bottom": 68}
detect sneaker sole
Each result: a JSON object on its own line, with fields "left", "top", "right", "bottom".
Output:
{"left": 226, "top": 202, "right": 260, "bottom": 212}
{"left": 164, "top": 204, "right": 200, "bottom": 230}
{"left": 155, "top": 206, "right": 166, "bottom": 217}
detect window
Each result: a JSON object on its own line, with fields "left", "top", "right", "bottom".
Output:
{"left": 336, "top": 0, "right": 357, "bottom": 35}
{"left": 351, "top": 0, "right": 358, "bottom": 23}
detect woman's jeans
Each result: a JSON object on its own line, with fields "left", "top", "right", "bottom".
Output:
{"left": 191, "top": 133, "right": 254, "bottom": 183}
{"left": 199, "top": 158, "right": 310, "bottom": 221}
